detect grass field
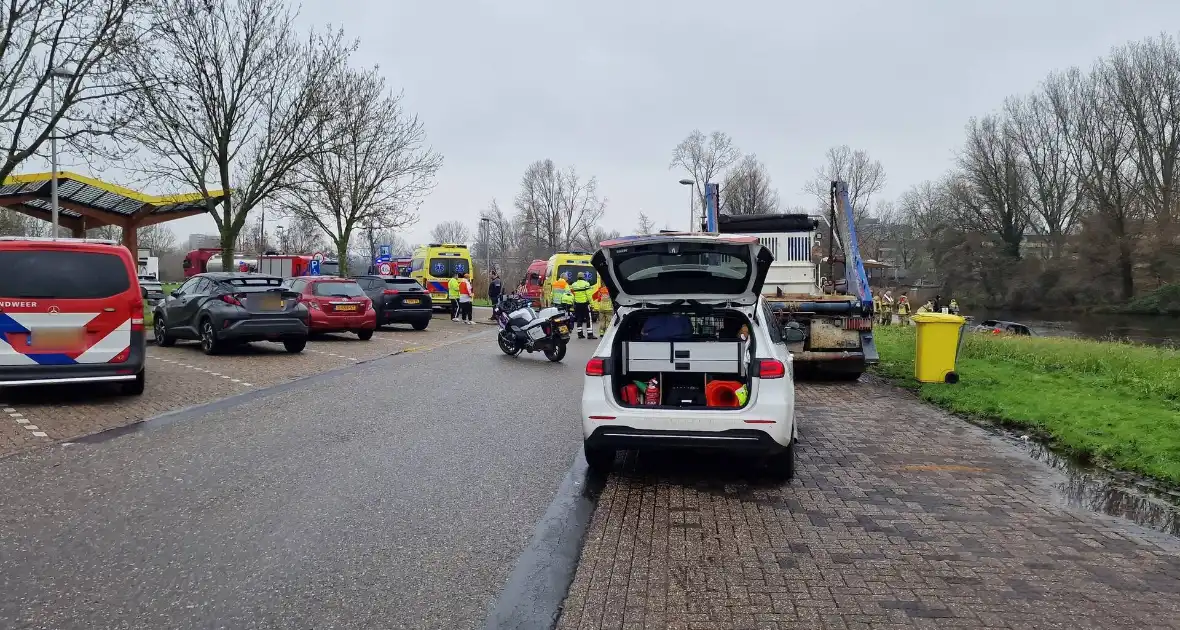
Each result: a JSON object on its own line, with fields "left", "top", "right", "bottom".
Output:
{"left": 872, "top": 326, "right": 1180, "bottom": 486}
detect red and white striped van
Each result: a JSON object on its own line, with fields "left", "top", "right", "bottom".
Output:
{"left": 0, "top": 237, "right": 146, "bottom": 395}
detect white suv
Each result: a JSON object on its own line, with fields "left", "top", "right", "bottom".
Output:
{"left": 581, "top": 234, "right": 798, "bottom": 480}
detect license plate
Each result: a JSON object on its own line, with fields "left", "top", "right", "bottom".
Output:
{"left": 404, "top": 299, "right": 420, "bottom": 305}
{"left": 335, "top": 304, "right": 358, "bottom": 312}
{"left": 30, "top": 327, "right": 85, "bottom": 350}
{"left": 558, "top": 325, "right": 568, "bottom": 334}
{"left": 257, "top": 295, "right": 282, "bottom": 311}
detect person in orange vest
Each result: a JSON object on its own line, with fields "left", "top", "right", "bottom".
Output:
{"left": 551, "top": 276, "right": 569, "bottom": 309}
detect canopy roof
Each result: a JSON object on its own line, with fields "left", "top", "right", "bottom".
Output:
{"left": 0, "top": 171, "right": 226, "bottom": 231}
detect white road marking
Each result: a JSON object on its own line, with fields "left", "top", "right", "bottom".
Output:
{"left": 3, "top": 407, "right": 13, "bottom": 412}
{"left": 31, "top": 431, "right": 46, "bottom": 437}
{"left": 24, "top": 425, "right": 39, "bottom": 431}
{"left": 15, "top": 418, "right": 28, "bottom": 424}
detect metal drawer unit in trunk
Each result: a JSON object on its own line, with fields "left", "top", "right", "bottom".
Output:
{"left": 624, "top": 341, "right": 747, "bottom": 376}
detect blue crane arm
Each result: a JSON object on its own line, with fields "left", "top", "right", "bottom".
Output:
{"left": 831, "top": 181, "right": 872, "bottom": 303}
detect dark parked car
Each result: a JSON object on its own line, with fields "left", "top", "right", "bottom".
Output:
{"left": 152, "top": 272, "right": 309, "bottom": 355}
{"left": 351, "top": 275, "right": 433, "bottom": 330}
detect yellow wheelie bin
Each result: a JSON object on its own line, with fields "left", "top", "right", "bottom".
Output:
{"left": 912, "top": 312, "right": 966, "bottom": 384}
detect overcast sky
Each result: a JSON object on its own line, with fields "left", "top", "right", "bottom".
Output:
{"left": 50, "top": 0, "right": 1180, "bottom": 247}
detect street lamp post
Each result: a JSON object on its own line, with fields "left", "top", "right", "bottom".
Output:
{"left": 48, "top": 67, "right": 75, "bottom": 240}
{"left": 480, "top": 217, "right": 492, "bottom": 282}
{"left": 678, "top": 179, "right": 695, "bottom": 233}
{"left": 275, "top": 225, "right": 285, "bottom": 254}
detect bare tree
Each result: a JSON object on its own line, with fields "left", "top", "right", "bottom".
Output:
{"left": 514, "top": 159, "right": 563, "bottom": 253}
{"left": 1048, "top": 65, "right": 1143, "bottom": 300}
{"left": 955, "top": 115, "right": 1030, "bottom": 258}
{"left": 430, "top": 220, "right": 470, "bottom": 244}
{"left": 138, "top": 223, "right": 177, "bottom": 253}
{"left": 0, "top": 0, "right": 154, "bottom": 180}
{"left": 670, "top": 130, "right": 740, "bottom": 226}
{"left": 804, "top": 145, "right": 886, "bottom": 232}
{"left": 1006, "top": 91, "right": 1082, "bottom": 257}
{"left": 277, "top": 214, "right": 326, "bottom": 254}
{"left": 558, "top": 167, "right": 606, "bottom": 250}
{"left": 124, "top": 0, "right": 352, "bottom": 271}
{"left": 279, "top": 64, "right": 441, "bottom": 274}
{"left": 721, "top": 154, "right": 780, "bottom": 215}
{"left": 1106, "top": 33, "right": 1180, "bottom": 278}
{"left": 636, "top": 212, "right": 655, "bottom": 235}
{"left": 513, "top": 159, "right": 605, "bottom": 253}
{"left": 0, "top": 208, "right": 47, "bottom": 236}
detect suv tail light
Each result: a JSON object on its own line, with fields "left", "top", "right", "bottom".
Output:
{"left": 220, "top": 294, "right": 242, "bottom": 306}
{"left": 383, "top": 289, "right": 399, "bottom": 295}
{"left": 757, "top": 358, "right": 786, "bottom": 379}
{"left": 585, "top": 357, "right": 606, "bottom": 376}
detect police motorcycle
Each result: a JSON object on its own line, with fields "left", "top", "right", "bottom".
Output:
{"left": 494, "top": 294, "right": 571, "bottom": 362}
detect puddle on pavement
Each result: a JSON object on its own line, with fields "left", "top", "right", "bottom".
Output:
{"left": 995, "top": 429, "right": 1180, "bottom": 537}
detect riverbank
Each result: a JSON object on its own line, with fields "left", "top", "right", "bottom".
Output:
{"left": 871, "top": 326, "right": 1180, "bottom": 487}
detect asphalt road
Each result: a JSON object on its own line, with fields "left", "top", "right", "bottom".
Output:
{"left": 0, "top": 325, "right": 595, "bottom": 630}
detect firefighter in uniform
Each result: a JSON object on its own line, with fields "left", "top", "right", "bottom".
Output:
{"left": 593, "top": 284, "right": 612, "bottom": 338}
{"left": 949, "top": 298, "right": 960, "bottom": 315}
{"left": 897, "top": 294, "right": 911, "bottom": 326}
{"left": 570, "top": 276, "right": 594, "bottom": 339}
{"left": 872, "top": 294, "right": 882, "bottom": 325}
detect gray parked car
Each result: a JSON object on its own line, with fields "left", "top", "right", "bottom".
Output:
{"left": 152, "top": 272, "right": 309, "bottom": 355}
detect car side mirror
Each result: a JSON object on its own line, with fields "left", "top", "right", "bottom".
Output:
{"left": 170, "top": 289, "right": 182, "bottom": 297}
{"left": 141, "top": 287, "right": 149, "bottom": 298}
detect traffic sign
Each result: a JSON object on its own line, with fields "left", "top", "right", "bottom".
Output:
{"left": 378, "top": 262, "right": 391, "bottom": 275}
{"left": 309, "top": 259, "right": 321, "bottom": 275}
{"left": 379, "top": 244, "right": 391, "bottom": 258}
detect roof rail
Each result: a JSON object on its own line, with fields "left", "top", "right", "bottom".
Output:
{"left": 557, "top": 250, "right": 590, "bottom": 256}
{"left": 0, "top": 236, "right": 119, "bottom": 245}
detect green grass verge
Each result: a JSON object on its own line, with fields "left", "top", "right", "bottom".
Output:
{"left": 871, "top": 326, "right": 1180, "bottom": 486}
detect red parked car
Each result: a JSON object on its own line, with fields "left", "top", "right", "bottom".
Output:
{"left": 286, "top": 277, "right": 376, "bottom": 340}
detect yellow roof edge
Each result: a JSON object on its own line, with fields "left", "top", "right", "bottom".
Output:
{"left": 4, "top": 171, "right": 228, "bottom": 206}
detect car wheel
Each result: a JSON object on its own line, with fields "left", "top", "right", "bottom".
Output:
{"left": 200, "top": 318, "right": 221, "bottom": 355}
{"left": 120, "top": 369, "right": 145, "bottom": 396}
{"left": 766, "top": 441, "right": 796, "bottom": 483}
{"left": 544, "top": 341, "right": 567, "bottom": 362}
{"left": 357, "top": 329, "right": 374, "bottom": 341}
{"left": 411, "top": 319, "right": 429, "bottom": 331}
{"left": 283, "top": 337, "right": 307, "bottom": 353}
{"left": 584, "top": 443, "right": 616, "bottom": 473}
{"left": 153, "top": 313, "right": 174, "bottom": 347}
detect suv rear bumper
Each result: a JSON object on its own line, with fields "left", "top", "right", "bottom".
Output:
{"left": 584, "top": 426, "right": 787, "bottom": 454}
{"left": 219, "top": 317, "right": 308, "bottom": 341}
{"left": 0, "top": 337, "right": 146, "bottom": 387}
{"left": 384, "top": 308, "right": 433, "bottom": 324}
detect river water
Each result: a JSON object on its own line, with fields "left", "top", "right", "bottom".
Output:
{"left": 969, "top": 310, "right": 1179, "bottom": 348}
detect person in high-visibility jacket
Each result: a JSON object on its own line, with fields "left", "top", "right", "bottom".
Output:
{"left": 872, "top": 294, "right": 882, "bottom": 324}
{"left": 447, "top": 275, "right": 461, "bottom": 321}
{"left": 551, "top": 277, "right": 569, "bottom": 308}
{"left": 569, "top": 276, "right": 594, "bottom": 339}
{"left": 897, "top": 294, "right": 911, "bottom": 326}
{"left": 592, "top": 285, "right": 612, "bottom": 337}
{"left": 948, "top": 298, "right": 960, "bottom": 315}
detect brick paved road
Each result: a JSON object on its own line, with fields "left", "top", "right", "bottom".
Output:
{"left": 558, "top": 381, "right": 1180, "bottom": 630}
{"left": 0, "top": 318, "right": 477, "bottom": 458}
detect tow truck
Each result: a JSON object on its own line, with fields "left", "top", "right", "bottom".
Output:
{"left": 711, "top": 180, "right": 878, "bottom": 380}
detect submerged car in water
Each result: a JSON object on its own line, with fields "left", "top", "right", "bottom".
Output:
{"left": 972, "top": 319, "right": 1034, "bottom": 336}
